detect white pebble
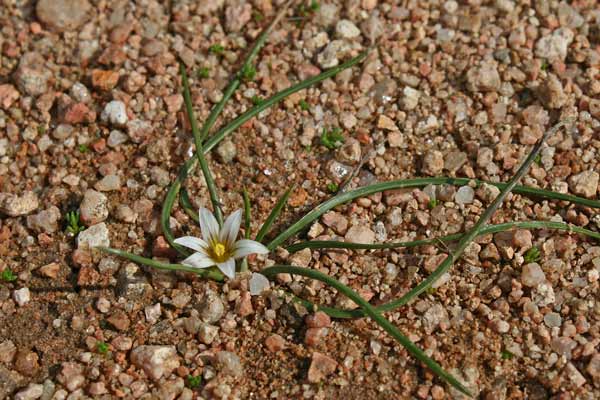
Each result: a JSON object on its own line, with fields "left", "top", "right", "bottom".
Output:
{"left": 100, "top": 100, "right": 128, "bottom": 126}
{"left": 13, "top": 287, "right": 31, "bottom": 306}
{"left": 249, "top": 273, "right": 270, "bottom": 295}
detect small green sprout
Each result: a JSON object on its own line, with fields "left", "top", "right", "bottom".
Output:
{"left": 534, "top": 154, "right": 542, "bottom": 165}
{"left": 65, "top": 210, "right": 85, "bottom": 235}
{"left": 326, "top": 183, "right": 338, "bottom": 193}
{"left": 426, "top": 287, "right": 436, "bottom": 295}
{"left": 310, "top": 0, "right": 320, "bottom": 11}
{"left": 96, "top": 341, "right": 109, "bottom": 355}
{"left": 320, "top": 127, "right": 345, "bottom": 150}
{"left": 540, "top": 60, "right": 549, "bottom": 71}
{"left": 78, "top": 144, "right": 89, "bottom": 153}
{"left": 501, "top": 350, "right": 514, "bottom": 360}
{"left": 187, "top": 375, "right": 202, "bottom": 389}
{"left": 209, "top": 44, "right": 225, "bottom": 55}
{"left": 241, "top": 64, "right": 257, "bottom": 81}
{"left": 251, "top": 95, "right": 262, "bottom": 105}
{"left": 428, "top": 198, "right": 438, "bottom": 209}
{"left": 299, "top": 99, "right": 310, "bottom": 111}
{"left": 252, "top": 10, "right": 264, "bottom": 22}
{"left": 37, "top": 125, "right": 47, "bottom": 135}
{"left": 197, "top": 67, "right": 210, "bottom": 79}
{"left": 1, "top": 268, "right": 17, "bottom": 282}
{"left": 304, "top": 145, "right": 312, "bottom": 153}
{"left": 523, "top": 246, "right": 541, "bottom": 263}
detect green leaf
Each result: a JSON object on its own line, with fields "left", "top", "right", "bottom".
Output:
{"left": 524, "top": 246, "right": 541, "bottom": 263}
{"left": 255, "top": 185, "right": 295, "bottom": 242}
{"left": 209, "top": 44, "right": 225, "bottom": 55}
{"left": 326, "top": 183, "right": 338, "bottom": 193}
{"left": 1, "top": 268, "right": 17, "bottom": 282}
{"left": 96, "top": 341, "right": 109, "bottom": 355}
{"left": 187, "top": 375, "right": 202, "bottom": 389}
{"left": 299, "top": 99, "right": 310, "bottom": 111}
{"left": 197, "top": 67, "right": 210, "bottom": 79}
{"left": 320, "top": 127, "right": 345, "bottom": 150}
{"left": 241, "top": 64, "right": 257, "bottom": 81}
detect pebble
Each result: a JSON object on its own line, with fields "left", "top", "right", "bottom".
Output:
{"left": 466, "top": 60, "right": 501, "bottom": 92}
{"left": 322, "top": 211, "right": 349, "bottom": 234}
{"left": 563, "top": 362, "right": 586, "bottom": 388}
{"left": 422, "top": 304, "right": 449, "bottom": 334}
{"left": 36, "top": 0, "right": 91, "bottom": 31}
{"left": 13, "top": 288, "right": 31, "bottom": 306}
{"left": 76, "top": 223, "right": 110, "bottom": 249}
{"left": 69, "top": 82, "right": 91, "bottom": 103}
{"left": 14, "top": 383, "right": 44, "bottom": 400}
{"left": 308, "top": 352, "right": 337, "bottom": 383}
{"left": 0, "top": 340, "right": 17, "bottom": 364}
{"left": 0, "top": 84, "right": 19, "bottom": 109}
{"left": 80, "top": 189, "right": 108, "bottom": 225}
{"left": 107, "top": 130, "right": 128, "bottom": 148}
{"left": 289, "top": 248, "right": 312, "bottom": 268}
{"left": 422, "top": 150, "right": 444, "bottom": 176}
{"left": 455, "top": 186, "right": 474, "bottom": 205}
{"left": 521, "top": 263, "right": 546, "bottom": 287}
{"left": 199, "top": 290, "right": 225, "bottom": 323}
{"left": 214, "top": 351, "right": 243, "bottom": 377}
{"left": 558, "top": 3, "right": 584, "bottom": 29}
{"left": 344, "top": 225, "right": 375, "bottom": 244}
{"left": 198, "top": 323, "right": 219, "bottom": 345}
{"left": 306, "top": 311, "right": 331, "bottom": 328}
{"left": 100, "top": 101, "right": 128, "bottom": 127}
{"left": 335, "top": 20, "right": 361, "bottom": 39}
{"left": 26, "top": 206, "right": 60, "bottom": 233}
{"left": 145, "top": 303, "right": 161, "bottom": 324}
{"left": 586, "top": 354, "right": 600, "bottom": 381}
{"left": 568, "top": 170, "right": 599, "bottom": 198}
{"left": 538, "top": 74, "right": 566, "bottom": 109}
{"left": 265, "top": 334, "right": 286, "bottom": 352}
{"left": 15, "top": 351, "right": 39, "bottom": 376}
{"left": 476, "top": 183, "right": 500, "bottom": 203}
{"left": 317, "top": 40, "right": 349, "bottom": 68}
{"left": 249, "top": 273, "right": 270, "bottom": 295}
{"left": 57, "top": 362, "right": 85, "bottom": 391}
{"left": 400, "top": 87, "right": 420, "bottom": 110}
{"left": 94, "top": 174, "right": 121, "bottom": 191}
{"left": 0, "top": 191, "right": 39, "bottom": 216}
{"left": 377, "top": 115, "right": 398, "bottom": 131}
{"left": 216, "top": 139, "right": 237, "bottom": 163}
{"left": 544, "top": 312, "right": 562, "bottom": 328}
{"left": 15, "top": 53, "right": 51, "bottom": 96}
{"left": 130, "top": 346, "right": 180, "bottom": 381}
{"left": 535, "top": 28, "right": 574, "bottom": 61}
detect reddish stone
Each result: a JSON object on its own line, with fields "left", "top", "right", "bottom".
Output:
{"left": 307, "top": 352, "right": 337, "bottom": 383}
{"left": 38, "top": 262, "right": 60, "bottom": 279}
{"left": 77, "top": 266, "right": 101, "bottom": 286}
{"left": 92, "top": 69, "right": 120, "bottom": 91}
{"left": 63, "top": 102, "right": 96, "bottom": 124}
{"left": 152, "top": 236, "right": 178, "bottom": 258}
{"left": 0, "top": 84, "right": 19, "bottom": 109}
{"left": 72, "top": 249, "right": 93, "bottom": 267}
{"left": 265, "top": 334, "right": 286, "bottom": 352}
{"left": 107, "top": 311, "right": 131, "bottom": 331}
{"left": 305, "top": 311, "right": 331, "bottom": 328}
{"left": 304, "top": 327, "right": 329, "bottom": 347}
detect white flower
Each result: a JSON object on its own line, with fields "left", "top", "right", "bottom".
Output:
{"left": 174, "top": 208, "right": 269, "bottom": 279}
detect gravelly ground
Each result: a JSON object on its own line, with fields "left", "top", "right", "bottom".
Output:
{"left": 1, "top": 0, "right": 600, "bottom": 399}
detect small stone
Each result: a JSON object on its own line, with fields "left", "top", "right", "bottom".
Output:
{"left": 444, "top": 151, "right": 468, "bottom": 173}
{"left": 224, "top": 2, "right": 251, "bottom": 32}
{"left": 377, "top": 115, "right": 398, "bottom": 130}
{"left": 308, "top": 352, "right": 337, "bottom": 383}
{"left": 127, "top": 119, "right": 152, "bottom": 143}
{"left": 422, "top": 150, "right": 444, "bottom": 176}
{"left": 305, "top": 327, "right": 329, "bottom": 347}
{"left": 563, "top": 362, "right": 586, "bottom": 388}
{"left": 322, "top": 211, "right": 349, "bottom": 234}
{"left": 14, "top": 383, "right": 44, "bottom": 400}
{"left": 94, "top": 174, "right": 121, "bottom": 192}
{"left": 340, "top": 112, "right": 357, "bottom": 129}
{"left": 289, "top": 248, "right": 312, "bottom": 268}
{"left": 145, "top": 303, "right": 161, "bottom": 324}
{"left": 569, "top": 170, "right": 599, "bottom": 198}
{"left": 198, "top": 323, "right": 219, "bottom": 345}
{"left": 236, "top": 291, "right": 254, "bottom": 317}
{"left": 26, "top": 206, "right": 60, "bottom": 233}
{"left": 400, "top": 87, "right": 420, "bottom": 110}
{"left": 91, "top": 69, "right": 120, "bottom": 91}
{"left": 455, "top": 186, "right": 474, "bottom": 205}
{"left": 335, "top": 20, "right": 361, "bottom": 39}
{"left": 107, "top": 130, "right": 128, "bottom": 148}
{"left": 336, "top": 138, "right": 362, "bottom": 164}
{"left": 100, "top": 101, "right": 128, "bottom": 126}
{"left": 317, "top": 40, "right": 350, "bottom": 68}
{"left": 0, "top": 84, "right": 19, "bottom": 109}
{"left": 14, "top": 53, "right": 51, "bottom": 96}
{"left": 36, "top": 0, "right": 91, "bottom": 32}
{"left": 512, "top": 230, "right": 532, "bottom": 250}
{"left": 558, "top": 3, "right": 584, "bottom": 29}
{"left": 13, "top": 288, "right": 31, "bottom": 306}
{"left": 0, "top": 340, "right": 17, "bottom": 364}
{"left": 586, "top": 354, "right": 600, "bottom": 381}
{"left": 38, "top": 262, "right": 60, "bottom": 279}
{"left": 249, "top": 273, "right": 269, "bottom": 295}
{"left": 107, "top": 311, "right": 131, "bottom": 331}
{"left": 80, "top": 189, "right": 108, "bottom": 225}
{"left": 466, "top": 60, "right": 501, "bottom": 92}
{"left": 0, "top": 191, "right": 39, "bottom": 216}
{"left": 306, "top": 311, "right": 331, "bottom": 328}
{"left": 70, "top": 82, "right": 91, "bottom": 103}
{"left": 535, "top": 28, "right": 574, "bottom": 61}
{"left": 130, "top": 346, "right": 180, "bottom": 381}
{"left": 265, "top": 334, "right": 286, "bottom": 352}
{"left": 422, "top": 304, "right": 449, "bottom": 334}
{"left": 521, "top": 263, "right": 546, "bottom": 287}
{"left": 492, "top": 320, "right": 510, "bottom": 333}
{"left": 77, "top": 223, "right": 110, "bottom": 249}
{"left": 476, "top": 183, "right": 501, "bottom": 203}
{"left": 544, "top": 312, "right": 562, "bottom": 328}
{"left": 216, "top": 139, "right": 237, "bottom": 163}
{"left": 538, "top": 74, "right": 566, "bottom": 109}
{"left": 199, "top": 290, "right": 224, "bottom": 323}
{"left": 214, "top": 351, "right": 243, "bottom": 377}
{"left": 111, "top": 336, "right": 133, "bottom": 351}
{"left": 15, "top": 351, "right": 39, "bottom": 376}
{"left": 345, "top": 225, "right": 375, "bottom": 244}
{"left": 87, "top": 382, "right": 107, "bottom": 396}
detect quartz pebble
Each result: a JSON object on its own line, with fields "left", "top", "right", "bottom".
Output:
{"left": 13, "top": 288, "right": 31, "bottom": 306}
{"left": 521, "top": 263, "right": 546, "bottom": 287}
{"left": 131, "top": 346, "right": 180, "bottom": 381}
{"left": 100, "top": 101, "right": 128, "bottom": 127}
{"left": 76, "top": 223, "right": 110, "bottom": 249}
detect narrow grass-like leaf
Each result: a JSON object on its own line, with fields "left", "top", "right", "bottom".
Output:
{"left": 97, "top": 246, "right": 224, "bottom": 281}
{"left": 286, "top": 220, "right": 600, "bottom": 252}
{"left": 243, "top": 187, "right": 251, "bottom": 239}
{"left": 180, "top": 62, "right": 224, "bottom": 226}
{"left": 179, "top": 187, "right": 199, "bottom": 224}
{"left": 260, "top": 265, "right": 473, "bottom": 397}
{"left": 255, "top": 185, "right": 295, "bottom": 242}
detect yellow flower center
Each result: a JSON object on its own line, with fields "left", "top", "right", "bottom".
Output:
{"left": 213, "top": 242, "right": 226, "bottom": 258}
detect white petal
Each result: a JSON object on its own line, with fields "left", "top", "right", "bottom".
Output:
{"left": 199, "top": 207, "right": 219, "bottom": 242}
{"left": 217, "top": 259, "right": 236, "bottom": 279}
{"left": 220, "top": 209, "right": 242, "bottom": 245}
{"left": 181, "top": 252, "right": 216, "bottom": 269}
{"left": 233, "top": 239, "right": 269, "bottom": 259}
{"left": 249, "top": 273, "right": 270, "bottom": 295}
{"left": 174, "top": 236, "right": 208, "bottom": 253}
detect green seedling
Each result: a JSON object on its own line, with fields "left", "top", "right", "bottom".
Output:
{"left": 1, "top": 268, "right": 17, "bottom": 282}
{"left": 187, "top": 375, "right": 202, "bottom": 389}
{"left": 523, "top": 246, "right": 541, "bottom": 263}
{"left": 209, "top": 44, "right": 225, "bottom": 55}
{"left": 299, "top": 99, "right": 310, "bottom": 111}
{"left": 428, "top": 198, "right": 438, "bottom": 209}
{"left": 78, "top": 144, "right": 89, "bottom": 153}
{"left": 251, "top": 95, "right": 262, "bottom": 105}
{"left": 65, "top": 210, "right": 85, "bottom": 235}
{"left": 501, "top": 350, "right": 514, "bottom": 360}
{"left": 241, "top": 64, "right": 257, "bottom": 81}
{"left": 320, "top": 127, "right": 344, "bottom": 150}
{"left": 197, "top": 67, "right": 210, "bottom": 79}
{"left": 96, "top": 341, "right": 109, "bottom": 355}
{"left": 327, "top": 183, "right": 338, "bottom": 193}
